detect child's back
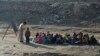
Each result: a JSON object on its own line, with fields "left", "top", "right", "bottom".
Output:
{"left": 25, "top": 28, "right": 30, "bottom": 43}
{"left": 25, "top": 29, "right": 30, "bottom": 37}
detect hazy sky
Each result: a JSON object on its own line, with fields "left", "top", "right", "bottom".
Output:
{"left": 0, "top": 0, "right": 49, "bottom": 2}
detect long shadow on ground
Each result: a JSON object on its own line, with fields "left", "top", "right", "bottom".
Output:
{"left": 21, "top": 42, "right": 54, "bottom": 49}
{"left": 23, "top": 52, "right": 74, "bottom": 56}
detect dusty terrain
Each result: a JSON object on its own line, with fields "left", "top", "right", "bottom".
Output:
{"left": 0, "top": 25, "right": 100, "bottom": 56}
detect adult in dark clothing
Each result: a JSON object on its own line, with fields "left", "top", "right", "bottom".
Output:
{"left": 36, "top": 33, "right": 39, "bottom": 38}
{"left": 67, "top": 34, "right": 73, "bottom": 44}
{"left": 78, "top": 32, "right": 83, "bottom": 44}
{"left": 46, "top": 32, "right": 53, "bottom": 44}
{"left": 89, "top": 35, "right": 98, "bottom": 45}
{"left": 82, "top": 34, "right": 89, "bottom": 44}
{"left": 35, "top": 32, "right": 39, "bottom": 43}
{"left": 52, "top": 34, "right": 59, "bottom": 44}
{"left": 79, "top": 32, "right": 83, "bottom": 37}
{"left": 42, "top": 33, "right": 48, "bottom": 44}
{"left": 72, "top": 32, "right": 78, "bottom": 44}
{"left": 55, "top": 34, "right": 62, "bottom": 44}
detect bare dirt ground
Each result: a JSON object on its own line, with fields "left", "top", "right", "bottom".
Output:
{"left": 0, "top": 25, "right": 100, "bottom": 56}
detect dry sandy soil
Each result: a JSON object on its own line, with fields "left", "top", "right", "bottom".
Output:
{"left": 0, "top": 25, "right": 100, "bottom": 56}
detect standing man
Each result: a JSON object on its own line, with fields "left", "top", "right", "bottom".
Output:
{"left": 18, "top": 22, "right": 27, "bottom": 42}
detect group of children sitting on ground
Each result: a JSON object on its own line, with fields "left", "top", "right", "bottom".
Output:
{"left": 25, "top": 28, "right": 99, "bottom": 45}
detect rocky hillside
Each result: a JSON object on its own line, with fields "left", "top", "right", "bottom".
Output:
{"left": 0, "top": 1, "right": 99, "bottom": 27}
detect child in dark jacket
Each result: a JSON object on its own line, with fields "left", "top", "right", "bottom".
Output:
{"left": 25, "top": 27, "right": 31, "bottom": 44}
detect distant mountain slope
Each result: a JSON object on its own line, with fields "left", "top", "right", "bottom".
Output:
{"left": 0, "top": 0, "right": 99, "bottom": 2}
{"left": 0, "top": 1, "right": 99, "bottom": 27}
